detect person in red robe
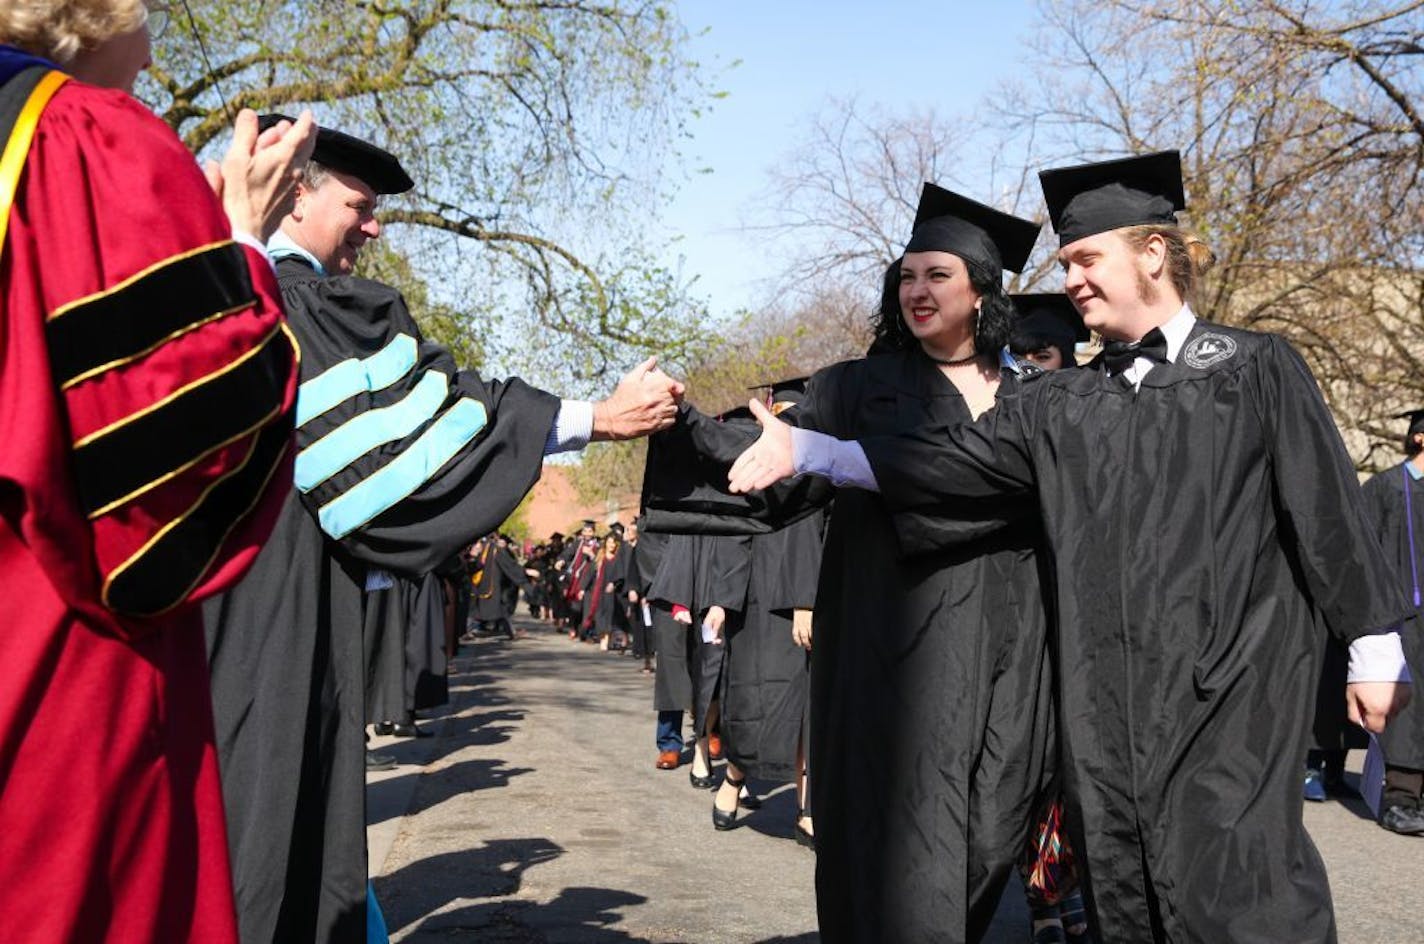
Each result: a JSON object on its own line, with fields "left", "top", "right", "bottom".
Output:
{"left": 0, "top": 5, "right": 313, "bottom": 941}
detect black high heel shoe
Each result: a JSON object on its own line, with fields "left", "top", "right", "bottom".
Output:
{"left": 794, "top": 808, "right": 814, "bottom": 849}
{"left": 689, "top": 767, "right": 716, "bottom": 790}
{"left": 713, "top": 773, "right": 752, "bottom": 830}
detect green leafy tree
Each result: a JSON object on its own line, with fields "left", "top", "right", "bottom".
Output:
{"left": 355, "top": 239, "right": 485, "bottom": 369}
{"left": 143, "top": 0, "right": 716, "bottom": 391}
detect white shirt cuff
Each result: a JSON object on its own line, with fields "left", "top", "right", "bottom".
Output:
{"left": 545, "top": 399, "right": 594, "bottom": 455}
{"left": 232, "top": 229, "right": 275, "bottom": 272}
{"left": 1348, "top": 631, "right": 1413, "bottom": 684}
{"left": 791, "top": 427, "right": 879, "bottom": 491}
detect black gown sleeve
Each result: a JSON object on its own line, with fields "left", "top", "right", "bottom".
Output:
{"left": 647, "top": 533, "right": 698, "bottom": 607}
{"left": 495, "top": 548, "right": 531, "bottom": 589}
{"left": 631, "top": 532, "right": 666, "bottom": 597}
{"left": 641, "top": 368, "right": 845, "bottom": 534}
{"left": 698, "top": 534, "right": 753, "bottom": 616}
{"left": 1258, "top": 338, "right": 1411, "bottom": 643}
{"left": 289, "top": 276, "right": 560, "bottom": 578}
{"left": 860, "top": 386, "right": 1038, "bottom": 510}
{"left": 768, "top": 509, "right": 827, "bottom": 615}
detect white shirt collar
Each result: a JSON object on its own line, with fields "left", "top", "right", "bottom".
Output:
{"left": 267, "top": 229, "right": 327, "bottom": 276}
{"left": 1159, "top": 304, "right": 1197, "bottom": 363}
{"left": 1118, "top": 304, "right": 1197, "bottom": 387}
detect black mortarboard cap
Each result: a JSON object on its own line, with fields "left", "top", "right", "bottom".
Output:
{"left": 1395, "top": 408, "right": 1424, "bottom": 436}
{"left": 1011, "top": 293, "right": 1088, "bottom": 345}
{"left": 258, "top": 113, "right": 414, "bottom": 195}
{"left": 748, "top": 376, "right": 809, "bottom": 415}
{"left": 1040, "top": 150, "right": 1184, "bottom": 246}
{"left": 903, "top": 183, "right": 1040, "bottom": 274}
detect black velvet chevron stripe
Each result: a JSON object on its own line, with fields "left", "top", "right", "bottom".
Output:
{"left": 104, "top": 414, "right": 292, "bottom": 616}
{"left": 47, "top": 241, "right": 255, "bottom": 389}
{"left": 72, "top": 329, "right": 290, "bottom": 517}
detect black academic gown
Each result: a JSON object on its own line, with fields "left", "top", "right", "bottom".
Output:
{"left": 721, "top": 508, "right": 825, "bottom": 782}
{"left": 470, "top": 544, "right": 530, "bottom": 622}
{"left": 647, "top": 533, "right": 751, "bottom": 728}
{"left": 364, "top": 573, "right": 409, "bottom": 724}
{"left": 364, "top": 571, "right": 449, "bottom": 723}
{"left": 644, "top": 347, "right": 1056, "bottom": 944}
{"left": 632, "top": 530, "right": 689, "bottom": 685}
{"left": 204, "top": 257, "right": 558, "bottom": 944}
{"left": 1362, "top": 463, "right": 1424, "bottom": 769}
{"left": 859, "top": 324, "right": 1411, "bottom": 943}
{"left": 406, "top": 572, "right": 449, "bottom": 710}
{"left": 581, "top": 549, "right": 630, "bottom": 636}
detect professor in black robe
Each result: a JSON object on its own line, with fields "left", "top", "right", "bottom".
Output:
{"left": 203, "top": 119, "right": 683, "bottom": 944}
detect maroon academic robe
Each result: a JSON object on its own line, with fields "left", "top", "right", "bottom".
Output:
{"left": 0, "top": 63, "right": 296, "bottom": 942}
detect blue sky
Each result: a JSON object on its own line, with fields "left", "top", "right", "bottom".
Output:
{"left": 660, "top": 1, "right": 1038, "bottom": 318}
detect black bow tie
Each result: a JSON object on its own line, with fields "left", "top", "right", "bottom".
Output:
{"left": 1102, "top": 328, "right": 1168, "bottom": 374}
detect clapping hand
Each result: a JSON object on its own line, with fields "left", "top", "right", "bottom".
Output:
{"left": 205, "top": 109, "right": 316, "bottom": 244}
{"left": 591, "top": 356, "right": 686, "bottom": 441}
{"left": 728, "top": 398, "right": 796, "bottom": 493}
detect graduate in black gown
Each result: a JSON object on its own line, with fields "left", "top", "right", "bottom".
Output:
{"left": 628, "top": 526, "right": 695, "bottom": 766}
{"left": 1009, "top": 292, "right": 1090, "bottom": 373}
{"left": 645, "top": 530, "right": 753, "bottom": 788}
{"left": 622, "top": 521, "right": 655, "bottom": 671}
{"left": 470, "top": 534, "right": 533, "bottom": 639}
{"left": 203, "top": 120, "right": 683, "bottom": 944}
{"left": 712, "top": 382, "right": 827, "bottom": 840}
{"left": 729, "top": 151, "right": 1413, "bottom": 943}
{"left": 1360, "top": 409, "right": 1424, "bottom": 835}
{"left": 644, "top": 186, "right": 1056, "bottom": 942}
{"left": 578, "top": 531, "right": 631, "bottom": 649}
{"left": 364, "top": 571, "right": 446, "bottom": 737}
{"left": 1006, "top": 293, "right": 1094, "bottom": 943}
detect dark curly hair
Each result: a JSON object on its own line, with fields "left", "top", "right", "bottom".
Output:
{"left": 868, "top": 254, "right": 1014, "bottom": 356}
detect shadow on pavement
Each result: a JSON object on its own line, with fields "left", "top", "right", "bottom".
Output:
{"left": 378, "top": 840, "right": 657, "bottom": 942}
{"left": 368, "top": 757, "right": 535, "bottom": 825}
{"left": 400, "top": 886, "right": 656, "bottom": 942}
{"left": 375, "top": 840, "right": 562, "bottom": 928}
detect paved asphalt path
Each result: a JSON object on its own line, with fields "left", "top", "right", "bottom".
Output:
{"left": 369, "top": 617, "right": 1423, "bottom": 942}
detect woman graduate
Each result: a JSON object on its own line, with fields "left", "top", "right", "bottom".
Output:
{"left": 642, "top": 184, "right": 1056, "bottom": 943}
{"left": 729, "top": 151, "right": 1413, "bottom": 944}
{"left": 579, "top": 530, "right": 629, "bottom": 650}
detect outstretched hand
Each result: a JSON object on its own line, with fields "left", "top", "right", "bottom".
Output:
{"left": 205, "top": 108, "right": 317, "bottom": 244}
{"left": 591, "top": 356, "right": 686, "bottom": 441}
{"left": 1348, "top": 681, "right": 1411, "bottom": 734}
{"left": 727, "top": 398, "right": 795, "bottom": 493}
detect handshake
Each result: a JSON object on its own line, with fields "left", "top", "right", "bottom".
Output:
{"left": 590, "top": 356, "right": 686, "bottom": 441}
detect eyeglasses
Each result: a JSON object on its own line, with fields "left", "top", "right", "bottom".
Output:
{"left": 144, "top": 4, "right": 170, "bottom": 40}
